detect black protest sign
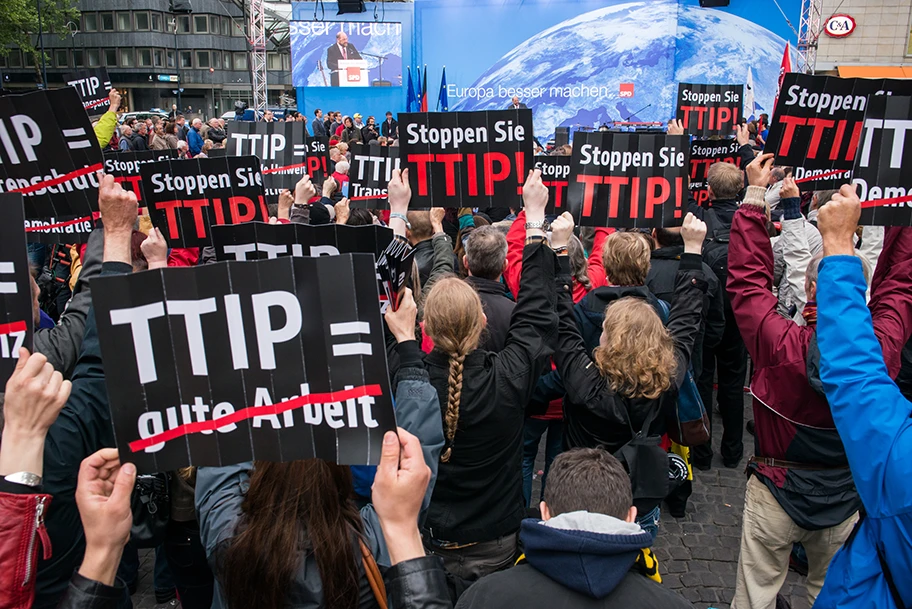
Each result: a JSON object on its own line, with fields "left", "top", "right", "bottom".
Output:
{"left": 398, "top": 109, "right": 534, "bottom": 208}
{"left": 676, "top": 83, "right": 743, "bottom": 137}
{"left": 376, "top": 238, "right": 416, "bottom": 311}
{"left": 141, "top": 155, "right": 268, "bottom": 248}
{"left": 63, "top": 68, "right": 112, "bottom": 116}
{"left": 349, "top": 143, "right": 400, "bottom": 208}
{"left": 533, "top": 156, "right": 572, "bottom": 213}
{"left": 0, "top": 88, "right": 103, "bottom": 243}
{"left": 0, "top": 194, "right": 34, "bottom": 385}
{"left": 852, "top": 95, "right": 912, "bottom": 226}
{"left": 91, "top": 254, "right": 396, "bottom": 472}
{"left": 104, "top": 149, "right": 179, "bottom": 206}
{"left": 567, "top": 132, "right": 689, "bottom": 228}
{"left": 225, "top": 122, "right": 329, "bottom": 201}
{"left": 688, "top": 139, "right": 741, "bottom": 207}
{"left": 764, "top": 73, "right": 912, "bottom": 189}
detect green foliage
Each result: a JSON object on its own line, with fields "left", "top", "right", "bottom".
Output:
{"left": 0, "top": 0, "right": 80, "bottom": 82}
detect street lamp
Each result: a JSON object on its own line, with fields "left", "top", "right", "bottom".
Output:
{"left": 169, "top": 16, "right": 181, "bottom": 111}
{"left": 66, "top": 21, "right": 79, "bottom": 66}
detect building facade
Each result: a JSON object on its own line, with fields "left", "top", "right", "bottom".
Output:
{"left": 0, "top": 0, "right": 293, "bottom": 119}
{"left": 815, "top": 0, "right": 912, "bottom": 74}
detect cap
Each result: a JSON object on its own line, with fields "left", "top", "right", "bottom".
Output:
{"left": 354, "top": 113, "right": 362, "bottom": 119}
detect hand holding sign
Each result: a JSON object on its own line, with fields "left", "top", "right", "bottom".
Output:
{"left": 667, "top": 119, "right": 686, "bottom": 136}
{"left": 746, "top": 153, "right": 775, "bottom": 189}
{"left": 736, "top": 123, "right": 751, "bottom": 147}
{"left": 322, "top": 175, "right": 338, "bottom": 200}
{"left": 295, "top": 174, "right": 316, "bottom": 205}
{"left": 99, "top": 173, "right": 138, "bottom": 235}
{"left": 550, "top": 212, "right": 575, "bottom": 249}
{"left": 384, "top": 287, "right": 417, "bottom": 342}
{"left": 277, "top": 189, "right": 294, "bottom": 221}
{"left": 522, "top": 169, "right": 549, "bottom": 224}
{"left": 780, "top": 176, "right": 800, "bottom": 200}
{"left": 388, "top": 168, "right": 412, "bottom": 214}
{"left": 681, "top": 212, "right": 708, "bottom": 255}
{"left": 819, "top": 184, "right": 862, "bottom": 257}
{"left": 141, "top": 228, "right": 169, "bottom": 270}
{"left": 334, "top": 198, "right": 351, "bottom": 225}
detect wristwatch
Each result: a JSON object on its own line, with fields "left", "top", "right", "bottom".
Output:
{"left": 5, "top": 472, "right": 42, "bottom": 487}
{"left": 524, "top": 219, "right": 546, "bottom": 230}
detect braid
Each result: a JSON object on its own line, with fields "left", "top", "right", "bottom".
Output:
{"left": 440, "top": 352, "right": 466, "bottom": 463}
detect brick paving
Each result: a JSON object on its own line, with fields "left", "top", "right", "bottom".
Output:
{"left": 132, "top": 393, "right": 812, "bottom": 609}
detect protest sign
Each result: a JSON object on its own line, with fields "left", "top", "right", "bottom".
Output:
{"left": 398, "top": 109, "right": 534, "bottom": 208}
{"left": 348, "top": 143, "right": 400, "bottom": 208}
{"left": 225, "top": 122, "right": 329, "bottom": 201}
{"left": 567, "top": 131, "right": 689, "bottom": 228}
{"left": 141, "top": 155, "right": 268, "bottom": 248}
{"left": 688, "top": 139, "right": 741, "bottom": 207}
{"left": 764, "top": 73, "right": 912, "bottom": 189}
{"left": 676, "top": 83, "right": 743, "bottom": 137}
{"left": 534, "top": 156, "right": 572, "bottom": 213}
{"left": 104, "top": 149, "right": 180, "bottom": 206}
{"left": 91, "top": 253, "right": 396, "bottom": 472}
{"left": 0, "top": 194, "right": 34, "bottom": 386}
{"left": 852, "top": 95, "right": 912, "bottom": 226}
{"left": 0, "top": 88, "right": 103, "bottom": 243}
{"left": 63, "top": 68, "right": 112, "bottom": 116}
{"left": 376, "top": 238, "right": 416, "bottom": 311}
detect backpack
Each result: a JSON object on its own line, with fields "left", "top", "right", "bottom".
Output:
{"left": 613, "top": 400, "right": 669, "bottom": 504}
{"left": 656, "top": 299, "right": 711, "bottom": 447}
{"left": 701, "top": 207, "right": 731, "bottom": 297}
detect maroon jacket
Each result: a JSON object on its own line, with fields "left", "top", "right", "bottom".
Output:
{"left": 727, "top": 187, "right": 912, "bottom": 529}
{"left": 0, "top": 491, "right": 52, "bottom": 609}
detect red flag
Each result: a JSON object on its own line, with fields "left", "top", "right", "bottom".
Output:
{"left": 773, "top": 42, "right": 792, "bottom": 121}
{"left": 420, "top": 65, "right": 428, "bottom": 112}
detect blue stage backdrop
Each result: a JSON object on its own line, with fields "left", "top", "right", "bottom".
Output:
{"left": 293, "top": 0, "right": 798, "bottom": 140}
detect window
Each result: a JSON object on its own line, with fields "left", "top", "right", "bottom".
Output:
{"left": 104, "top": 48, "right": 117, "bottom": 66}
{"left": 138, "top": 49, "right": 152, "bottom": 67}
{"left": 210, "top": 16, "right": 220, "bottom": 33}
{"left": 24, "top": 53, "right": 35, "bottom": 68}
{"left": 117, "top": 12, "right": 131, "bottom": 31}
{"left": 55, "top": 49, "right": 69, "bottom": 68}
{"left": 150, "top": 12, "right": 162, "bottom": 31}
{"left": 153, "top": 49, "right": 164, "bottom": 67}
{"left": 233, "top": 53, "right": 247, "bottom": 70}
{"left": 231, "top": 20, "right": 244, "bottom": 37}
{"left": 194, "top": 15, "right": 208, "bottom": 33}
{"left": 8, "top": 50, "right": 22, "bottom": 68}
{"left": 223, "top": 52, "right": 231, "bottom": 70}
{"left": 180, "top": 51, "right": 192, "bottom": 68}
{"left": 100, "top": 12, "right": 114, "bottom": 31}
{"left": 83, "top": 13, "right": 98, "bottom": 32}
{"left": 267, "top": 53, "right": 281, "bottom": 70}
{"left": 73, "top": 49, "right": 84, "bottom": 67}
{"left": 0, "top": 55, "right": 6, "bottom": 68}
{"left": 178, "top": 15, "right": 191, "bottom": 34}
{"left": 134, "top": 12, "right": 149, "bottom": 31}
{"left": 221, "top": 16, "right": 230, "bottom": 36}
{"left": 87, "top": 49, "right": 101, "bottom": 67}
{"left": 196, "top": 51, "right": 210, "bottom": 68}
{"left": 166, "top": 50, "right": 175, "bottom": 68}
{"left": 211, "top": 51, "right": 220, "bottom": 69}
{"left": 120, "top": 48, "right": 134, "bottom": 67}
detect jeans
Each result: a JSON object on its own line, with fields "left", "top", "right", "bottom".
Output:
{"left": 636, "top": 505, "right": 661, "bottom": 543}
{"left": 424, "top": 532, "right": 519, "bottom": 582}
{"left": 117, "top": 544, "right": 174, "bottom": 608}
{"left": 521, "top": 419, "right": 563, "bottom": 507}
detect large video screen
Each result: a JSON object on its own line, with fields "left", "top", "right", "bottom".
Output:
{"left": 290, "top": 21, "right": 402, "bottom": 88}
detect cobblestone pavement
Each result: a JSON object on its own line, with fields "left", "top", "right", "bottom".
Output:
{"left": 132, "top": 393, "right": 812, "bottom": 609}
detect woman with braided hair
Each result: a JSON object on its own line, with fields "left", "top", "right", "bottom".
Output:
{"left": 384, "top": 168, "right": 560, "bottom": 583}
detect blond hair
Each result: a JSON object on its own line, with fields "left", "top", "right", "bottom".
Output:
{"left": 423, "top": 278, "right": 485, "bottom": 462}
{"left": 594, "top": 298, "right": 675, "bottom": 399}
{"left": 707, "top": 162, "right": 743, "bottom": 200}
{"left": 601, "top": 232, "right": 651, "bottom": 286}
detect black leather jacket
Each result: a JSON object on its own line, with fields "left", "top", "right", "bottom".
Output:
{"left": 56, "top": 574, "right": 124, "bottom": 609}
{"left": 385, "top": 556, "right": 452, "bottom": 609}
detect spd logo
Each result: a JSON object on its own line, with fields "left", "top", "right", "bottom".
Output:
{"left": 619, "top": 83, "right": 635, "bottom": 99}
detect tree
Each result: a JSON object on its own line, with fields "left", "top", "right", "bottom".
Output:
{"left": 0, "top": 0, "right": 80, "bottom": 84}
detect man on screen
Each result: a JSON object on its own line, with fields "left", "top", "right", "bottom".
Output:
{"left": 326, "top": 31, "right": 363, "bottom": 86}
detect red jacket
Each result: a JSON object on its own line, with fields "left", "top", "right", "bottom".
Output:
{"left": 727, "top": 187, "right": 912, "bottom": 528}
{"left": 0, "top": 492, "right": 52, "bottom": 609}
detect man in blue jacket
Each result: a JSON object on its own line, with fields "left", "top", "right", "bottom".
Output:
{"left": 187, "top": 118, "right": 204, "bottom": 157}
{"left": 815, "top": 184, "right": 912, "bottom": 609}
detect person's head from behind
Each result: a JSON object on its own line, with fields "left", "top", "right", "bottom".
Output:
{"left": 595, "top": 297, "right": 674, "bottom": 399}
{"left": 334, "top": 160, "right": 350, "bottom": 176}
{"left": 329, "top": 147, "right": 343, "bottom": 163}
{"left": 804, "top": 252, "right": 871, "bottom": 304}
{"left": 464, "top": 226, "right": 508, "bottom": 280}
{"left": 567, "top": 234, "right": 592, "bottom": 291}
{"left": 541, "top": 448, "right": 636, "bottom": 523}
{"left": 378, "top": 136, "right": 388, "bottom": 147}
{"left": 346, "top": 208, "right": 374, "bottom": 226}
{"left": 652, "top": 227, "right": 684, "bottom": 249}
{"left": 812, "top": 189, "right": 838, "bottom": 211}
{"left": 336, "top": 142, "right": 349, "bottom": 155}
{"left": 706, "top": 161, "right": 742, "bottom": 201}
{"left": 601, "top": 232, "right": 651, "bottom": 286}
{"left": 220, "top": 459, "right": 362, "bottom": 609}
{"left": 405, "top": 211, "right": 433, "bottom": 245}
{"left": 424, "top": 277, "right": 486, "bottom": 462}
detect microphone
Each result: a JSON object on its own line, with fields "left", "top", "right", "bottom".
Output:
{"left": 622, "top": 103, "right": 653, "bottom": 121}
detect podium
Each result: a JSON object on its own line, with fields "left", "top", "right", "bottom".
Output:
{"left": 338, "top": 60, "right": 369, "bottom": 87}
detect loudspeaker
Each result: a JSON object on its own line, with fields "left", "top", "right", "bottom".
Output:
{"left": 170, "top": 0, "right": 193, "bottom": 13}
{"left": 699, "top": 0, "right": 730, "bottom": 6}
{"left": 554, "top": 127, "right": 569, "bottom": 149}
{"left": 337, "top": 0, "right": 366, "bottom": 15}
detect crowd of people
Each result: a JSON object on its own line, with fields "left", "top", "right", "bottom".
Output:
{"left": 2, "top": 86, "right": 911, "bottom": 609}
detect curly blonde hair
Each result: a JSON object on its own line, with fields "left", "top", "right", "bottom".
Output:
{"left": 423, "top": 277, "right": 485, "bottom": 462}
{"left": 601, "top": 232, "right": 651, "bottom": 286}
{"left": 594, "top": 298, "right": 675, "bottom": 399}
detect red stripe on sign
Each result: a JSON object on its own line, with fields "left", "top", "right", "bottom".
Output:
{"left": 84, "top": 98, "right": 110, "bottom": 110}
{"left": 25, "top": 212, "right": 100, "bottom": 232}
{"left": 11, "top": 164, "right": 104, "bottom": 195}
{"left": 861, "top": 193, "right": 912, "bottom": 209}
{"left": 349, "top": 194, "right": 388, "bottom": 201}
{"left": 0, "top": 321, "right": 27, "bottom": 335}
{"left": 795, "top": 169, "right": 848, "bottom": 184}
{"left": 262, "top": 162, "right": 310, "bottom": 175}
{"left": 127, "top": 383, "right": 384, "bottom": 452}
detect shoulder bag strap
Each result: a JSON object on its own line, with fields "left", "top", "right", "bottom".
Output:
{"left": 360, "top": 538, "right": 389, "bottom": 609}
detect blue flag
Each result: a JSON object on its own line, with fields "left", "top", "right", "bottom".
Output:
{"left": 437, "top": 66, "right": 448, "bottom": 111}
{"left": 406, "top": 67, "right": 417, "bottom": 112}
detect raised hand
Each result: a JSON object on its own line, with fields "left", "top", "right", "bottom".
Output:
{"left": 735, "top": 123, "right": 751, "bottom": 147}
{"left": 667, "top": 119, "right": 686, "bottom": 136}
{"left": 681, "top": 212, "right": 708, "bottom": 255}
{"left": 384, "top": 287, "right": 417, "bottom": 340}
{"left": 819, "top": 184, "right": 862, "bottom": 258}
{"left": 334, "top": 198, "right": 351, "bottom": 225}
{"left": 294, "top": 174, "right": 316, "bottom": 206}
{"left": 430, "top": 208, "right": 446, "bottom": 234}
{"left": 387, "top": 168, "right": 412, "bottom": 215}
{"left": 522, "top": 169, "right": 549, "bottom": 223}
{"left": 277, "top": 189, "right": 294, "bottom": 220}
{"left": 549, "top": 212, "right": 575, "bottom": 249}
{"left": 780, "top": 176, "right": 800, "bottom": 200}
{"left": 745, "top": 153, "right": 775, "bottom": 189}
{"left": 141, "top": 227, "right": 169, "bottom": 270}
{"left": 98, "top": 173, "right": 138, "bottom": 235}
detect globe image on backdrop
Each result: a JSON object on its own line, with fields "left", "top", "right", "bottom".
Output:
{"left": 453, "top": 0, "right": 789, "bottom": 140}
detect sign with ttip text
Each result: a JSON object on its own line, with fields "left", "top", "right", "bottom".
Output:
{"left": 764, "top": 73, "right": 912, "bottom": 189}
{"left": 91, "top": 254, "right": 396, "bottom": 473}
{"left": 689, "top": 140, "right": 742, "bottom": 207}
{"left": 141, "top": 155, "right": 268, "bottom": 248}
{"left": 0, "top": 195, "right": 34, "bottom": 386}
{"left": 676, "top": 83, "right": 743, "bottom": 137}
{"left": 225, "top": 122, "right": 329, "bottom": 202}
{"left": 348, "top": 143, "right": 401, "bottom": 208}
{"left": 398, "top": 109, "right": 534, "bottom": 208}
{"left": 852, "top": 95, "right": 912, "bottom": 226}
{"left": 534, "top": 156, "right": 572, "bottom": 213}
{"left": 0, "top": 88, "right": 103, "bottom": 244}
{"left": 63, "top": 68, "right": 112, "bottom": 116}
{"left": 104, "top": 150, "right": 179, "bottom": 206}
{"left": 567, "top": 132, "right": 689, "bottom": 228}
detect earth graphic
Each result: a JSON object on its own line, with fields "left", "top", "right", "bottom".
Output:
{"left": 452, "top": 1, "right": 788, "bottom": 140}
